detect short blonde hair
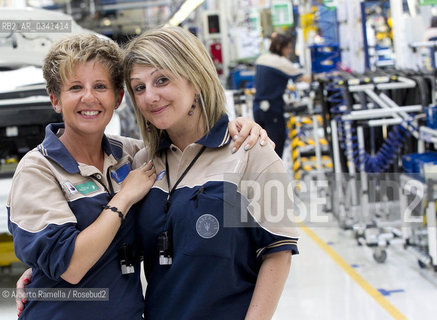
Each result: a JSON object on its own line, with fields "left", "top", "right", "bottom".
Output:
{"left": 123, "top": 26, "right": 227, "bottom": 154}
{"left": 43, "top": 33, "right": 124, "bottom": 97}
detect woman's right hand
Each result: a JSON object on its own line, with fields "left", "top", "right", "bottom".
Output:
{"left": 118, "top": 160, "right": 156, "bottom": 208}
{"left": 59, "top": 161, "right": 156, "bottom": 285}
{"left": 16, "top": 268, "right": 32, "bottom": 317}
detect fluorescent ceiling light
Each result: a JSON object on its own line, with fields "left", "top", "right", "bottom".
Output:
{"left": 168, "top": 0, "right": 205, "bottom": 26}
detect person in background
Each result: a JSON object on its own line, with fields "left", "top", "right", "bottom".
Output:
{"left": 12, "top": 33, "right": 269, "bottom": 319}
{"left": 253, "top": 33, "right": 311, "bottom": 158}
{"left": 124, "top": 26, "right": 299, "bottom": 320}
{"left": 422, "top": 16, "right": 437, "bottom": 70}
{"left": 424, "top": 15, "right": 437, "bottom": 41}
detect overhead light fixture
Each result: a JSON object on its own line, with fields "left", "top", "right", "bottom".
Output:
{"left": 102, "top": 18, "right": 112, "bottom": 27}
{"left": 168, "top": 0, "right": 205, "bottom": 26}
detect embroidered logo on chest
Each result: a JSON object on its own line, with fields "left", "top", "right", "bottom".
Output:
{"left": 196, "top": 214, "right": 220, "bottom": 239}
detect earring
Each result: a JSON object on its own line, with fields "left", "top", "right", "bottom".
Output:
{"left": 188, "top": 95, "right": 199, "bottom": 116}
{"left": 146, "top": 120, "right": 152, "bottom": 132}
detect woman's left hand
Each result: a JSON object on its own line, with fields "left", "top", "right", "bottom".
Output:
{"left": 16, "top": 267, "right": 32, "bottom": 317}
{"left": 228, "top": 117, "right": 274, "bottom": 153}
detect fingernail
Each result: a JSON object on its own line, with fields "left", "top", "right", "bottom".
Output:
{"left": 21, "top": 299, "right": 26, "bottom": 304}
{"left": 231, "top": 147, "right": 237, "bottom": 154}
{"left": 23, "top": 278, "right": 30, "bottom": 284}
{"left": 244, "top": 144, "right": 250, "bottom": 151}
{"left": 233, "top": 135, "right": 238, "bottom": 141}
{"left": 260, "top": 140, "right": 266, "bottom": 146}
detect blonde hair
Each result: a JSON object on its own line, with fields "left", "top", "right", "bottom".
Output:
{"left": 123, "top": 26, "right": 227, "bottom": 154}
{"left": 43, "top": 33, "right": 124, "bottom": 97}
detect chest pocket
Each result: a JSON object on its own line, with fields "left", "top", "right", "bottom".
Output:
{"left": 183, "top": 186, "right": 238, "bottom": 259}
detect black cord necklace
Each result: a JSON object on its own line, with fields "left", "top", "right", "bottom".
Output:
{"left": 164, "top": 145, "right": 207, "bottom": 213}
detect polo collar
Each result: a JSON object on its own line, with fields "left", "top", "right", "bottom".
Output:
{"left": 37, "top": 123, "right": 123, "bottom": 174}
{"left": 156, "top": 114, "right": 231, "bottom": 152}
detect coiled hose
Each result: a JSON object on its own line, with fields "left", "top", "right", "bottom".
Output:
{"left": 326, "top": 76, "right": 414, "bottom": 173}
{"left": 353, "top": 124, "right": 411, "bottom": 173}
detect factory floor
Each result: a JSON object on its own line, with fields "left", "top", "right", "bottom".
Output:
{"left": 1, "top": 216, "right": 436, "bottom": 319}
{"left": 274, "top": 222, "right": 437, "bottom": 319}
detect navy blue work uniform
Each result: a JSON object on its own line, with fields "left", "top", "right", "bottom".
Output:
{"left": 8, "top": 123, "right": 144, "bottom": 320}
{"left": 134, "top": 115, "right": 299, "bottom": 320}
{"left": 254, "top": 53, "right": 303, "bottom": 157}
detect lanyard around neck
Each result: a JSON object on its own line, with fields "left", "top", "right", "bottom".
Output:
{"left": 164, "top": 145, "right": 207, "bottom": 213}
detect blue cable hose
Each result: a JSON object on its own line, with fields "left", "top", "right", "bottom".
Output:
{"left": 325, "top": 76, "right": 415, "bottom": 173}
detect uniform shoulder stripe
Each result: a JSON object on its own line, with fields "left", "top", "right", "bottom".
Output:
{"left": 218, "top": 128, "right": 231, "bottom": 147}
{"left": 256, "top": 239, "right": 299, "bottom": 258}
{"left": 108, "top": 137, "right": 123, "bottom": 149}
{"left": 37, "top": 143, "right": 48, "bottom": 157}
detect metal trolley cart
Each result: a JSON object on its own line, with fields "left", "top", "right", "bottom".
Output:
{"left": 400, "top": 174, "right": 437, "bottom": 271}
{"left": 321, "top": 70, "right": 433, "bottom": 263}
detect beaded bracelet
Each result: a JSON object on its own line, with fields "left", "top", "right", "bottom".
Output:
{"left": 102, "top": 205, "right": 124, "bottom": 224}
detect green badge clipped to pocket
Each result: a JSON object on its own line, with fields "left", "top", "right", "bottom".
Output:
{"left": 75, "top": 180, "right": 99, "bottom": 195}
